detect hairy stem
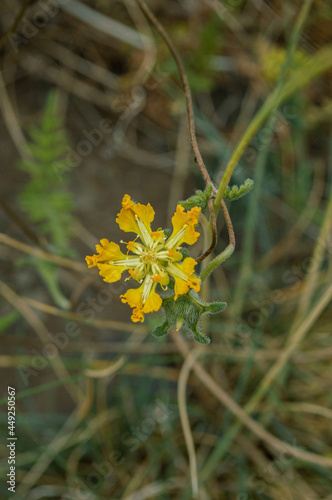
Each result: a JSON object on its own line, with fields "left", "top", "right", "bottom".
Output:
{"left": 200, "top": 200, "right": 235, "bottom": 281}
{"left": 136, "top": 0, "right": 213, "bottom": 188}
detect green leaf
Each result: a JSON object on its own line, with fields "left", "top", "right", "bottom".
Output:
{"left": 192, "top": 326, "right": 211, "bottom": 345}
{"left": 152, "top": 322, "right": 170, "bottom": 338}
{"left": 152, "top": 291, "right": 227, "bottom": 344}
{"left": 17, "top": 89, "right": 76, "bottom": 258}
{"left": 204, "top": 302, "right": 227, "bottom": 314}
{"left": 224, "top": 178, "right": 254, "bottom": 201}
{"left": 180, "top": 184, "right": 213, "bottom": 210}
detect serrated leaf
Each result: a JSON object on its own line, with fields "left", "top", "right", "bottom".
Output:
{"left": 224, "top": 178, "right": 254, "bottom": 201}
{"left": 152, "top": 290, "right": 226, "bottom": 344}
{"left": 180, "top": 184, "right": 213, "bottom": 210}
{"left": 17, "top": 89, "right": 76, "bottom": 258}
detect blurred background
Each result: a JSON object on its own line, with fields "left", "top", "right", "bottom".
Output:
{"left": 0, "top": 0, "right": 332, "bottom": 499}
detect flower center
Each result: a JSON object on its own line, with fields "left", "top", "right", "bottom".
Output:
{"left": 141, "top": 249, "right": 158, "bottom": 263}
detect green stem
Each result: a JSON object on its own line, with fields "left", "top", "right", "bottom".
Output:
{"left": 202, "top": 0, "right": 319, "bottom": 483}
{"left": 213, "top": 42, "right": 332, "bottom": 214}
{"left": 231, "top": 0, "right": 315, "bottom": 323}
{"left": 200, "top": 244, "right": 235, "bottom": 282}
{"left": 230, "top": 120, "right": 275, "bottom": 319}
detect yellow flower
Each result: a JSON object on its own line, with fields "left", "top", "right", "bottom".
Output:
{"left": 86, "top": 194, "right": 201, "bottom": 322}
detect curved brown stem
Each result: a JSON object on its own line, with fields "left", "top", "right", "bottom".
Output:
{"left": 135, "top": 1, "right": 237, "bottom": 267}
{"left": 196, "top": 198, "right": 217, "bottom": 263}
{"left": 221, "top": 198, "right": 235, "bottom": 247}
{"left": 136, "top": 0, "right": 213, "bottom": 188}
{"left": 196, "top": 198, "right": 235, "bottom": 264}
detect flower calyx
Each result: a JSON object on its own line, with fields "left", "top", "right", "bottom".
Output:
{"left": 152, "top": 290, "right": 227, "bottom": 345}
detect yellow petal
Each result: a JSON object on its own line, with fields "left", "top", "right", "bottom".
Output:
{"left": 170, "top": 205, "right": 187, "bottom": 234}
{"left": 171, "top": 257, "right": 201, "bottom": 299}
{"left": 180, "top": 256, "right": 197, "bottom": 275}
{"left": 116, "top": 194, "right": 155, "bottom": 236}
{"left": 189, "top": 275, "right": 200, "bottom": 293}
{"left": 133, "top": 202, "right": 155, "bottom": 228}
{"left": 121, "top": 285, "right": 146, "bottom": 322}
{"left": 173, "top": 275, "right": 190, "bottom": 299}
{"left": 120, "top": 279, "right": 162, "bottom": 322}
{"left": 86, "top": 255, "right": 97, "bottom": 268}
{"left": 86, "top": 239, "right": 126, "bottom": 268}
{"left": 122, "top": 194, "right": 135, "bottom": 210}
{"left": 181, "top": 223, "right": 200, "bottom": 246}
{"left": 120, "top": 285, "right": 143, "bottom": 309}
{"left": 97, "top": 263, "right": 126, "bottom": 283}
{"left": 116, "top": 208, "right": 140, "bottom": 235}
{"left": 142, "top": 286, "right": 162, "bottom": 314}
{"left": 169, "top": 205, "right": 201, "bottom": 247}
{"left": 131, "top": 307, "right": 144, "bottom": 323}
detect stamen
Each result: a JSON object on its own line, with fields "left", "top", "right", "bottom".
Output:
{"left": 165, "top": 224, "right": 188, "bottom": 249}
{"left": 128, "top": 241, "right": 144, "bottom": 255}
{"left": 151, "top": 262, "right": 163, "bottom": 276}
{"left": 110, "top": 257, "right": 141, "bottom": 267}
{"left": 156, "top": 250, "right": 171, "bottom": 259}
{"left": 135, "top": 215, "right": 153, "bottom": 248}
{"left": 166, "top": 262, "right": 189, "bottom": 282}
{"left": 137, "top": 262, "right": 145, "bottom": 273}
{"left": 141, "top": 275, "right": 153, "bottom": 304}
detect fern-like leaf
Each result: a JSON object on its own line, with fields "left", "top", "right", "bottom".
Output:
{"left": 17, "top": 90, "right": 75, "bottom": 258}
{"left": 224, "top": 178, "right": 254, "bottom": 201}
